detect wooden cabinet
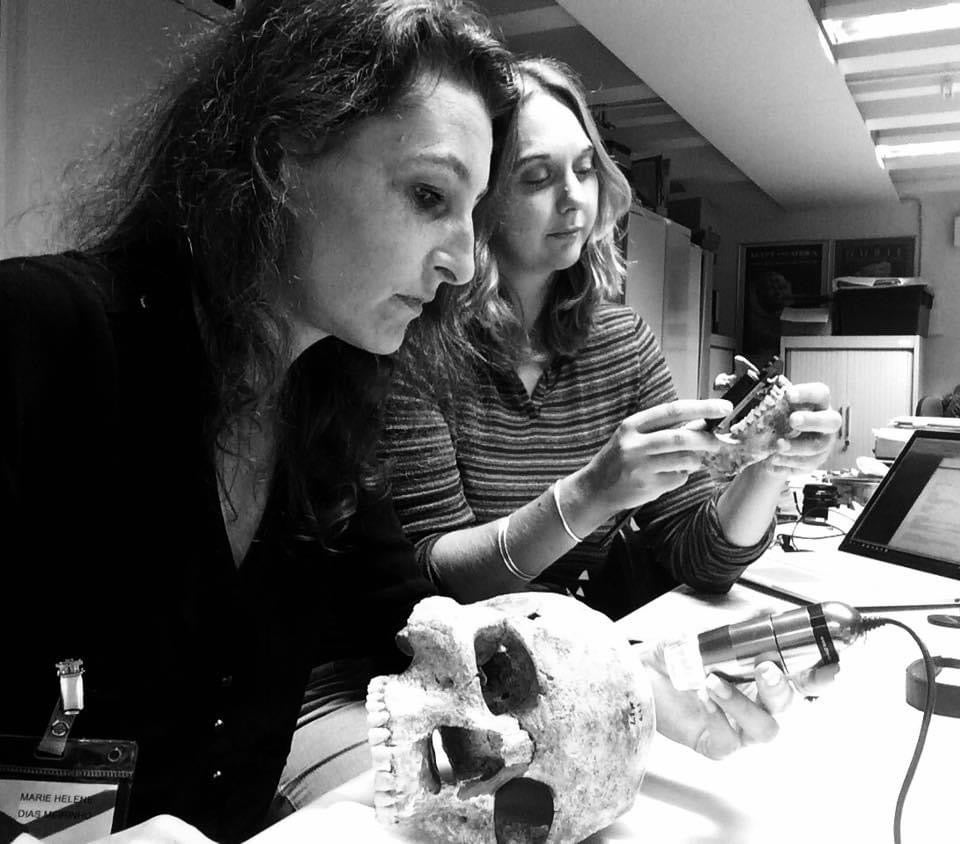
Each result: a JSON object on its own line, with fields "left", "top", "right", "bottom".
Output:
{"left": 780, "top": 335, "right": 923, "bottom": 470}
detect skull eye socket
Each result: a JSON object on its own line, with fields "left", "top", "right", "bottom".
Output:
{"left": 475, "top": 626, "right": 540, "bottom": 715}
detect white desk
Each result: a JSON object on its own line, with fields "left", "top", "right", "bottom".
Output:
{"left": 250, "top": 580, "right": 960, "bottom": 844}
{"left": 611, "top": 584, "right": 960, "bottom": 844}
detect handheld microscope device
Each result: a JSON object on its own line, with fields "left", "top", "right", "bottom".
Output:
{"left": 663, "top": 601, "right": 870, "bottom": 690}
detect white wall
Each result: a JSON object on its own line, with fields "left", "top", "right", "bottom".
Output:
{"left": 703, "top": 180, "right": 960, "bottom": 399}
{"left": 0, "top": 0, "right": 215, "bottom": 257}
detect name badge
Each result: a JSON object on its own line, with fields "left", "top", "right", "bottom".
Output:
{"left": 0, "top": 659, "right": 137, "bottom": 844}
{"left": 0, "top": 736, "right": 137, "bottom": 844}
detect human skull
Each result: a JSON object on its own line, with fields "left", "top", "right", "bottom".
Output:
{"left": 366, "top": 592, "right": 655, "bottom": 843}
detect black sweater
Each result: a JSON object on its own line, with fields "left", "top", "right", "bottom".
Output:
{"left": 0, "top": 252, "right": 433, "bottom": 841}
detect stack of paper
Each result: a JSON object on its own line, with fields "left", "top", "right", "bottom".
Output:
{"left": 780, "top": 306, "right": 831, "bottom": 335}
{"left": 832, "top": 276, "right": 927, "bottom": 291}
{"left": 873, "top": 416, "right": 960, "bottom": 460}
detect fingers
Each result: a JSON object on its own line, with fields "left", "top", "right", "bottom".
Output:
{"left": 699, "top": 673, "right": 781, "bottom": 757}
{"left": 622, "top": 424, "right": 725, "bottom": 457}
{"left": 752, "top": 661, "right": 794, "bottom": 714}
{"left": 785, "top": 382, "right": 831, "bottom": 409}
{"left": 788, "top": 407, "right": 842, "bottom": 434}
{"left": 767, "top": 429, "right": 838, "bottom": 473}
{"left": 629, "top": 399, "right": 733, "bottom": 434}
{"left": 792, "top": 660, "right": 841, "bottom": 697}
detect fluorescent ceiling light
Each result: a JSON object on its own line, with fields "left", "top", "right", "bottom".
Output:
{"left": 876, "top": 138, "right": 960, "bottom": 157}
{"left": 822, "top": 2, "right": 960, "bottom": 44}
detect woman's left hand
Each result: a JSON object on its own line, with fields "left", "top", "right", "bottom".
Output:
{"left": 766, "top": 382, "right": 842, "bottom": 476}
{"left": 639, "top": 643, "right": 793, "bottom": 760}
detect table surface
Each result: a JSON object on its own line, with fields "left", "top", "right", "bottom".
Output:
{"left": 249, "top": 562, "right": 960, "bottom": 844}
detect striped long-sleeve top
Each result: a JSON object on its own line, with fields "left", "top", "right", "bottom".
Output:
{"left": 380, "top": 302, "right": 774, "bottom": 613}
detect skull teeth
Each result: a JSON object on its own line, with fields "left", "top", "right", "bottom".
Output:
{"left": 371, "top": 744, "right": 393, "bottom": 771}
{"left": 367, "top": 681, "right": 402, "bottom": 822}
{"left": 366, "top": 689, "right": 393, "bottom": 737}
{"left": 368, "top": 726, "right": 392, "bottom": 745}
{"left": 374, "top": 770, "right": 397, "bottom": 793}
{"left": 705, "top": 376, "right": 793, "bottom": 475}
{"left": 373, "top": 790, "right": 399, "bottom": 821}
{"left": 367, "top": 708, "right": 390, "bottom": 728}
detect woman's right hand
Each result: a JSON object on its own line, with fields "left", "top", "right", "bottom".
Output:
{"left": 575, "top": 398, "right": 732, "bottom": 516}
{"left": 92, "top": 815, "right": 215, "bottom": 844}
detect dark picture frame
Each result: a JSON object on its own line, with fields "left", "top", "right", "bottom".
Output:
{"left": 740, "top": 241, "right": 827, "bottom": 366}
{"left": 833, "top": 236, "right": 916, "bottom": 278}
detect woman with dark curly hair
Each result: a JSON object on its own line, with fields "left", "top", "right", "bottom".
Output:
{"left": 0, "top": 2, "right": 515, "bottom": 841}
{"left": 380, "top": 57, "right": 841, "bottom": 618}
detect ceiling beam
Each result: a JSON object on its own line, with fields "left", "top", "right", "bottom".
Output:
{"left": 836, "top": 28, "right": 960, "bottom": 73}
{"left": 860, "top": 93, "right": 960, "bottom": 128}
{"left": 823, "top": 0, "right": 954, "bottom": 19}
{"left": 874, "top": 123, "right": 960, "bottom": 143}
{"left": 882, "top": 150, "right": 960, "bottom": 168}
{"left": 598, "top": 102, "right": 682, "bottom": 127}
{"left": 849, "top": 72, "right": 960, "bottom": 100}
{"left": 491, "top": 6, "right": 578, "bottom": 38}
{"left": 586, "top": 83, "right": 658, "bottom": 106}
{"left": 617, "top": 121, "right": 706, "bottom": 146}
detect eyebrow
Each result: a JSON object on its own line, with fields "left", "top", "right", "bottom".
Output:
{"left": 404, "top": 152, "right": 489, "bottom": 203}
{"left": 515, "top": 144, "right": 595, "bottom": 169}
{"left": 405, "top": 152, "right": 471, "bottom": 183}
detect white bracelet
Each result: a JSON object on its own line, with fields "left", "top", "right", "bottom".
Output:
{"left": 552, "top": 480, "right": 584, "bottom": 543}
{"left": 496, "top": 516, "right": 536, "bottom": 582}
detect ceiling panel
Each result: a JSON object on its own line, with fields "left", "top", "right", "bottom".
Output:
{"left": 474, "top": 0, "right": 745, "bottom": 205}
{"left": 475, "top": 1, "right": 960, "bottom": 206}
{"left": 823, "top": 1, "right": 960, "bottom": 192}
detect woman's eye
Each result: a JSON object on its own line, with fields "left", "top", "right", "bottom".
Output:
{"left": 411, "top": 184, "right": 445, "bottom": 211}
{"left": 575, "top": 160, "right": 596, "bottom": 179}
{"left": 521, "top": 167, "right": 550, "bottom": 186}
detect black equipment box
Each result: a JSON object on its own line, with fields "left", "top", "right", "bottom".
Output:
{"left": 833, "top": 285, "right": 932, "bottom": 336}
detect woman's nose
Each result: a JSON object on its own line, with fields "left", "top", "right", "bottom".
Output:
{"left": 433, "top": 218, "right": 475, "bottom": 287}
{"left": 557, "top": 173, "right": 582, "bottom": 213}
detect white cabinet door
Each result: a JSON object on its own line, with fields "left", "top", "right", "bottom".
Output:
{"left": 623, "top": 209, "right": 666, "bottom": 341}
{"left": 661, "top": 228, "right": 701, "bottom": 399}
{"left": 781, "top": 337, "right": 921, "bottom": 471}
{"left": 843, "top": 349, "right": 915, "bottom": 468}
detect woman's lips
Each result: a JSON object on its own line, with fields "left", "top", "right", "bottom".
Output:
{"left": 394, "top": 294, "right": 425, "bottom": 312}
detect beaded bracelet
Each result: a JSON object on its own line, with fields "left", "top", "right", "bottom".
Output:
{"left": 496, "top": 516, "right": 536, "bottom": 582}
{"left": 552, "top": 480, "right": 584, "bottom": 543}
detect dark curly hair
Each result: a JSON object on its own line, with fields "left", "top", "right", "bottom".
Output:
{"left": 66, "top": 0, "right": 517, "bottom": 547}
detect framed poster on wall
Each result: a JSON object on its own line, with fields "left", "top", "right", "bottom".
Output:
{"left": 740, "top": 241, "right": 827, "bottom": 366}
{"left": 833, "top": 236, "right": 916, "bottom": 278}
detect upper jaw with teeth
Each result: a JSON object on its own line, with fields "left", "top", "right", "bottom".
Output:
{"left": 366, "top": 673, "right": 535, "bottom": 836}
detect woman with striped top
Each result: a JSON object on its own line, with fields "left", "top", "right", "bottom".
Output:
{"left": 381, "top": 57, "right": 842, "bottom": 619}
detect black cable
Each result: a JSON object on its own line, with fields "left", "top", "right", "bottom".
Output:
{"left": 861, "top": 616, "right": 936, "bottom": 844}
{"left": 820, "top": 507, "right": 858, "bottom": 523}
{"left": 857, "top": 601, "right": 960, "bottom": 613}
{"left": 783, "top": 507, "right": 847, "bottom": 547}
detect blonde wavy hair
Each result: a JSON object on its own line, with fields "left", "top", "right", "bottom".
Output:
{"left": 465, "top": 56, "right": 633, "bottom": 368}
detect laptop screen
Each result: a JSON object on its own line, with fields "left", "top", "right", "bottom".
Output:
{"left": 840, "top": 429, "right": 960, "bottom": 580}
